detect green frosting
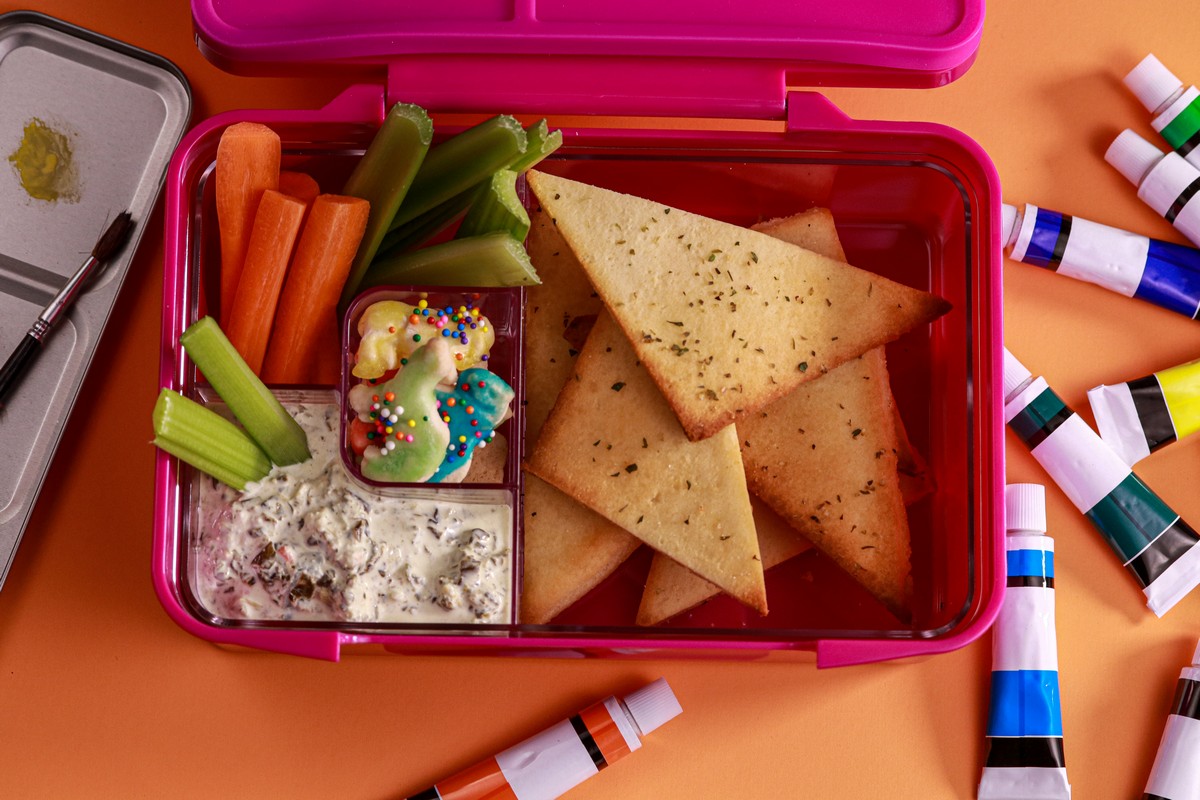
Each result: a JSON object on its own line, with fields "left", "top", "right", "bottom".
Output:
{"left": 361, "top": 339, "right": 456, "bottom": 482}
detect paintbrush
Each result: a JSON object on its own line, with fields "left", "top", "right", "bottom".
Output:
{"left": 0, "top": 211, "right": 135, "bottom": 410}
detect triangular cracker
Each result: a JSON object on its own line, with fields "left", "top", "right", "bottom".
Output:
{"left": 524, "top": 207, "right": 604, "bottom": 443}
{"left": 739, "top": 348, "right": 912, "bottom": 617}
{"left": 747, "top": 210, "right": 912, "bottom": 616}
{"left": 638, "top": 497, "right": 811, "bottom": 626}
{"left": 753, "top": 207, "right": 848, "bottom": 262}
{"left": 521, "top": 474, "right": 641, "bottom": 623}
{"left": 526, "top": 170, "right": 950, "bottom": 441}
{"left": 757, "top": 211, "right": 932, "bottom": 503}
{"left": 641, "top": 351, "right": 913, "bottom": 623}
{"left": 527, "top": 312, "right": 766, "bottom": 613}
{"left": 519, "top": 208, "right": 640, "bottom": 624}
{"left": 638, "top": 208, "right": 843, "bottom": 625}
{"left": 639, "top": 209, "right": 911, "bottom": 623}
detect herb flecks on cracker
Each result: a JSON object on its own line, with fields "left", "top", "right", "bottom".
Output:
{"left": 527, "top": 312, "right": 766, "bottom": 614}
{"left": 526, "top": 171, "right": 950, "bottom": 441}
{"left": 519, "top": 207, "right": 640, "bottom": 624}
{"left": 638, "top": 208, "right": 915, "bottom": 625}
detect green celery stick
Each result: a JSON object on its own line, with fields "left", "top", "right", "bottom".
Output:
{"left": 510, "top": 120, "right": 562, "bottom": 173}
{"left": 363, "top": 233, "right": 541, "bottom": 289}
{"left": 152, "top": 389, "right": 271, "bottom": 490}
{"left": 388, "top": 115, "right": 527, "bottom": 231}
{"left": 179, "top": 317, "right": 310, "bottom": 466}
{"left": 339, "top": 103, "right": 433, "bottom": 308}
{"left": 374, "top": 190, "right": 475, "bottom": 260}
{"left": 456, "top": 170, "right": 529, "bottom": 241}
{"left": 373, "top": 120, "right": 557, "bottom": 259}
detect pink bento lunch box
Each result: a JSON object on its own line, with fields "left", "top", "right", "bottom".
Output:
{"left": 152, "top": 0, "right": 1005, "bottom": 666}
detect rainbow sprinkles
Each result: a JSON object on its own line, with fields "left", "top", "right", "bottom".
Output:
{"left": 347, "top": 298, "right": 513, "bottom": 484}
{"left": 353, "top": 298, "right": 494, "bottom": 379}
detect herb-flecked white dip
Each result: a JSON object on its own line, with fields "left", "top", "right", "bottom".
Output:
{"left": 195, "top": 404, "right": 511, "bottom": 624}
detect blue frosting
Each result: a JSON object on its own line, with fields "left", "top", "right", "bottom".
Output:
{"left": 429, "top": 368, "right": 514, "bottom": 483}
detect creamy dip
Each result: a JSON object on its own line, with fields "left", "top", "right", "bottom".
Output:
{"left": 195, "top": 404, "right": 512, "bottom": 625}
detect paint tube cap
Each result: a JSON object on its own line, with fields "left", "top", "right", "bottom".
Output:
{"left": 1006, "top": 484, "right": 1047, "bottom": 533}
{"left": 1002, "top": 347, "right": 1032, "bottom": 400}
{"left": 622, "top": 678, "right": 682, "bottom": 736}
{"left": 1125, "top": 54, "right": 1182, "bottom": 114}
{"left": 1106, "top": 129, "right": 1165, "bottom": 187}
{"left": 1001, "top": 203, "right": 1020, "bottom": 248}
{"left": 1193, "top": 639, "right": 1200, "bottom": 665}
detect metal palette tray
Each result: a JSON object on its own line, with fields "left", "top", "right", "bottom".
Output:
{"left": 0, "top": 11, "right": 190, "bottom": 590}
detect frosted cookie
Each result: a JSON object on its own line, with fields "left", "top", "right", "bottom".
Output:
{"left": 351, "top": 338, "right": 456, "bottom": 483}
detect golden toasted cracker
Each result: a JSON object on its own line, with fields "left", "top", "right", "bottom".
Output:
{"left": 637, "top": 497, "right": 810, "bottom": 626}
{"left": 752, "top": 207, "right": 847, "bottom": 262}
{"left": 637, "top": 209, "right": 837, "bottom": 625}
{"left": 754, "top": 207, "right": 930, "bottom": 505}
{"left": 638, "top": 208, "right": 911, "bottom": 624}
{"left": 527, "top": 312, "right": 767, "bottom": 614}
{"left": 524, "top": 208, "right": 604, "bottom": 441}
{"left": 526, "top": 171, "right": 950, "bottom": 441}
{"left": 519, "top": 208, "right": 640, "bottom": 624}
{"left": 745, "top": 211, "right": 912, "bottom": 618}
{"left": 520, "top": 475, "right": 641, "bottom": 623}
{"left": 739, "top": 349, "right": 912, "bottom": 618}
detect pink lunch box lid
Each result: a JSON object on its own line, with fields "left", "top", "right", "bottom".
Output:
{"left": 192, "top": 0, "right": 985, "bottom": 116}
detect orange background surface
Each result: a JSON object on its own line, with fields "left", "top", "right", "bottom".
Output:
{"left": 2, "top": 1, "right": 1200, "bottom": 798}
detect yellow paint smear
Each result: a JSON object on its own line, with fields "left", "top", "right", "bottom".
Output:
{"left": 8, "top": 118, "right": 78, "bottom": 203}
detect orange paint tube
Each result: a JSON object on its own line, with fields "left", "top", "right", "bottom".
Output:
{"left": 406, "top": 678, "right": 681, "bottom": 800}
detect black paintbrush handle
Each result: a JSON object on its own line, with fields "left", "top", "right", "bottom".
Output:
{"left": 0, "top": 333, "right": 42, "bottom": 410}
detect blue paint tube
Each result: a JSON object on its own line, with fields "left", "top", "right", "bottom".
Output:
{"left": 979, "top": 484, "right": 1071, "bottom": 800}
{"left": 1002, "top": 202, "right": 1200, "bottom": 319}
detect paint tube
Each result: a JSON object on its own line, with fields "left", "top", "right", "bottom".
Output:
{"left": 1088, "top": 356, "right": 1200, "bottom": 466}
{"left": 406, "top": 678, "right": 681, "bottom": 800}
{"left": 1106, "top": 130, "right": 1200, "bottom": 249}
{"left": 1003, "top": 347, "right": 1200, "bottom": 616}
{"left": 1125, "top": 55, "right": 1200, "bottom": 171}
{"left": 1143, "top": 640, "right": 1200, "bottom": 800}
{"left": 1001, "top": 202, "right": 1200, "bottom": 319}
{"left": 979, "top": 483, "right": 1070, "bottom": 800}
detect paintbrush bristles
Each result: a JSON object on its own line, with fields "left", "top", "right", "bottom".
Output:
{"left": 92, "top": 211, "right": 134, "bottom": 261}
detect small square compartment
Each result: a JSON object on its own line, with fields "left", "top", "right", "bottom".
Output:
{"left": 339, "top": 285, "right": 525, "bottom": 493}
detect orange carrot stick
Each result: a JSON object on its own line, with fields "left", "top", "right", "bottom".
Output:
{"left": 225, "top": 190, "right": 306, "bottom": 375}
{"left": 278, "top": 170, "right": 319, "bottom": 205}
{"left": 262, "top": 194, "right": 370, "bottom": 384}
{"left": 215, "top": 122, "right": 280, "bottom": 327}
{"left": 279, "top": 170, "right": 320, "bottom": 237}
